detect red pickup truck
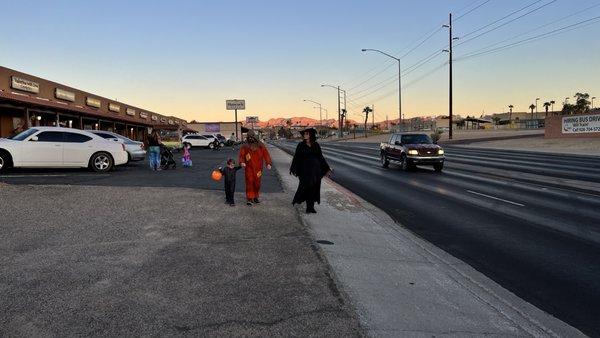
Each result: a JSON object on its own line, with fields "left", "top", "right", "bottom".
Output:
{"left": 380, "top": 133, "right": 445, "bottom": 172}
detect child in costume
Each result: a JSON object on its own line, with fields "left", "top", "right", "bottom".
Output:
{"left": 182, "top": 143, "right": 192, "bottom": 167}
{"left": 238, "top": 130, "right": 272, "bottom": 206}
{"left": 219, "top": 159, "right": 242, "bottom": 206}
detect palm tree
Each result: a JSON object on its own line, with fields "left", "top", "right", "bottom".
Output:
{"left": 543, "top": 102, "right": 551, "bottom": 116}
{"left": 550, "top": 100, "right": 555, "bottom": 112}
{"left": 362, "top": 106, "right": 373, "bottom": 138}
{"left": 529, "top": 104, "right": 536, "bottom": 121}
{"left": 508, "top": 105, "right": 514, "bottom": 129}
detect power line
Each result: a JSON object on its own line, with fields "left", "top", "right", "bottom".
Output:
{"left": 347, "top": 63, "right": 396, "bottom": 91}
{"left": 456, "top": 15, "right": 600, "bottom": 61}
{"left": 460, "top": 0, "right": 544, "bottom": 39}
{"left": 455, "top": 0, "right": 558, "bottom": 47}
{"left": 455, "top": 0, "right": 493, "bottom": 21}
{"left": 400, "top": 27, "right": 444, "bottom": 59}
{"left": 458, "top": 2, "right": 600, "bottom": 57}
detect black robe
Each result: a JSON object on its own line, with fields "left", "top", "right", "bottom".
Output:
{"left": 290, "top": 141, "right": 330, "bottom": 205}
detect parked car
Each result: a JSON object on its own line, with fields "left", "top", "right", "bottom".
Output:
{"left": 0, "top": 127, "right": 128, "bottom": 173}
{"left": 202, "top": 134, "right": 226, "bottom": 147}
{"left": 181, "top": 134, "right": 214, "bottom": 148}
{"left": 380, "top": 133, "right": 445, "bottom": 172}
{"left": 89, "top": 130, "right": 146, "bottom": 162}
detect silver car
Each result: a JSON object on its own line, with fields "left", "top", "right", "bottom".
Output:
{"left": 89, "top": 130, "right": 146, "bottom": 162}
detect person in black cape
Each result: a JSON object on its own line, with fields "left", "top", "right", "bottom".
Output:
{"left": 290, "top": 128, "right": 332, "bottom": 213}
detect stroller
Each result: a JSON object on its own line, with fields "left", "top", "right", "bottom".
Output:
{"left": 160, "top": 144, "right": 177, "bottom": 170}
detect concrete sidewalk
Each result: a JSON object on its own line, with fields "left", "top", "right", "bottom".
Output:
{"left": 270, "top": 145, "right": 584, "bottom": 337}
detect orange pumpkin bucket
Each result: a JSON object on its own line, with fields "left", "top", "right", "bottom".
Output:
{"left": 211, "top": 169, "right": 223, "bottom": 181}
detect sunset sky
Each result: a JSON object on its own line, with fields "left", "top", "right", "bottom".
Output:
{"left": 2, "top": 0, "right": 599, "bottom": 123}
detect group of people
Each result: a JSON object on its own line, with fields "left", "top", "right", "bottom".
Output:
{"left": 218, "top": 128, "right": 331, "bottom": 213}
{"left": 147, "top": 128, "right": 331, "bottom": 213}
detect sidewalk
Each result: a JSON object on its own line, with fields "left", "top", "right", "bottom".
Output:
{"left": 270, "top": 145, "right": 585, "bottom": 337}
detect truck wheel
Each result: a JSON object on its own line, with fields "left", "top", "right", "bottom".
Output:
{"left": 434, "top": 163, "right": 444, "bottom": 172}
{"left": 401, "top": 156, "right": 410, "bottom": 172}
{"left": 381, "top": 153, "right": 389, "bottom": 168}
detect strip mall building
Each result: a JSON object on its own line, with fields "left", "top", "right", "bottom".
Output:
{"left": 0, "top": 66, "right": 189, "bottom": 140}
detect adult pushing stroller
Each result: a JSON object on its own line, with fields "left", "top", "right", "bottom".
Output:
{"left": 160, "top": 144, "right": 177, "bottom": 169}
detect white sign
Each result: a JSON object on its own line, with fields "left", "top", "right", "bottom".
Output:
{"left": 151, "top": 115, "right": 158, "bottom": 121}
{"left": 108, "top": 103, "right": 121, "bottom": 113}
{"left": 126, "top": 108, "right": 136, "bottom": 116}
{"left": 246, "top": 116, "right": 259, "bottom": 123}
{"left": 55, "top": 88, "right": 75, "bottom": 102}
{"left": 139, "top": 112, "right": 148, "bottom": 119}
{"left": 226, "top": 99, "right": 245, "bottom": 110}
{"left": 86, "top": 97, "right": 101, "bottom": 108}
{"left": 11, "top": 76, "right": 39, "bottom": 94}
{"left": 562, "top": 114, "right": 600, "bottom": 134}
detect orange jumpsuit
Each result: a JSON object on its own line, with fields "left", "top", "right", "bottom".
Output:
{"left": 239, "top": 143, "right": 272, "bottom": 200}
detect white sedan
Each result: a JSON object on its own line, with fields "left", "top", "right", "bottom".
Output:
{"left": 0, "top": 127, "right": 128, "bottom": 173}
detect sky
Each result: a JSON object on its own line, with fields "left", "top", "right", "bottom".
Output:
{"left": 1, "top": 0, "right": 599, "bottom": 123}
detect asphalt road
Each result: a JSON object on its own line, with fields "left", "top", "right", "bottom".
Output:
{"left": 275, "top": 140, "right": 600, "bottom": 337}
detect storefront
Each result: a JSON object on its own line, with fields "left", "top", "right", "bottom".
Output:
{"left": 0, "top": 66, "right": 188, "bottom": 140}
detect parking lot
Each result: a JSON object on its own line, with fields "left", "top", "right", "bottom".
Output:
{"left": 0, "top": 145, "right": 361, "bottom": 336}
{"left": 0, "top": 146, "right": 282, "bottom": 192}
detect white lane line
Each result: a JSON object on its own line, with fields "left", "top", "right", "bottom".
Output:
{"left": 466, "top": 190, "right": 525, "bottom": 207}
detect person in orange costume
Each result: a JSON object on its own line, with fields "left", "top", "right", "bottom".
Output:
{"left": 238, "top": 130, "right": 272, "bottom": 206}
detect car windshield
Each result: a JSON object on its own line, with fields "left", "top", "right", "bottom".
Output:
{"left": 10, "top": 128, "right": 38, "bottom": 141}
{"left": 401, "top": 134, "right": 433, "bottom": 145}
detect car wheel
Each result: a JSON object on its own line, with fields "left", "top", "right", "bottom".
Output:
{"left": 208, "top": 143, "right": 215, "bottom": 149}
{"left": 381, "top": 153, "right": 389, "bottom": 168}
{"left": 401, "top": 155, "right": 410, "bottom": 172}
{"left": 434, "top": 163, "right": 444, "bottom": 172}
{"left": 219, "top": 142, "right": 225, "bottom": 147}
{"left": 0, "top": 150, "right": 12, "bottom": 173}
{"left": 90, "top": 152, "right": 113, "bottom": 173}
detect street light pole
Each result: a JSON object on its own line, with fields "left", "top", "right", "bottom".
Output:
{"left": 592, "top": 96, "right": 596, "bottom": 109}
{"left": 535, "top": 97, "right": 540, "bottom": 114}
{"left": 302, "top": 99, "right": 322, "bottom": 127}
{"left": 362, "top": 48, "right": 401, "bottom": 133}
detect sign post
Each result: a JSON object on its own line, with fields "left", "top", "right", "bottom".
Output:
{"left": 246, "top": 116, "right": 259, "bottom": 131}
{"left": 226, "top": 99, "right": 245, "bottom": 141}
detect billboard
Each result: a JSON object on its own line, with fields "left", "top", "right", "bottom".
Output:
{"left": 205, "top": 123, "right": 220, "bottom": 132}
{"left": 226, "top": 99, "right": 245, "bottom": 110}
{"left": 562, "top": 114, "right": 600, "bottom": 134}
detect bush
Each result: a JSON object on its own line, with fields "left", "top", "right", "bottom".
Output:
{"left": 430, "top": 130, "right": 443, "bottom": 143}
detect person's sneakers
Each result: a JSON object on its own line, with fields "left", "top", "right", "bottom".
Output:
{"left": 253, "top": 198, "right": 260, "bottom": 204}
{"left": 230, "top": 203, "right": 235, "bottom": 207}
{"left": 306, "top": 208, "right": 317, "bottom": 214}
{"left": 246, "top": 200, "right": 253, "bottom": 206}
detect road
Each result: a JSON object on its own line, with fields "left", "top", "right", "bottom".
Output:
{"left": 275, "top": 140, "right": 600, "bottom": 337}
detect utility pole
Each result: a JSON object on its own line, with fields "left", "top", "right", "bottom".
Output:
{"left": 372, "top": 104, "right": 375, "bottom": 134}
{"left": 337, "top": 86, "right": 342, "bottom": 138}
{"left": 443, "top": 13, "right": 454, "bottom": 140}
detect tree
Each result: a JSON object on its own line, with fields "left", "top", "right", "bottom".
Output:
{"left": 529, "top": 104, "right": 536, "bottom": 120}
{"left": 362, "top": 106, "right": 372, "bottom": 138}
{"left": 543, "top": 102, "right": 551, "bottom": 116}
{"left": 508, "top": 105, "right": 514, "bottom": 128}
{"left": 561, "top": 93, "right": 591, "bottom": 115}
{"left": 550, "top": 100, "right": 555, "bottom": 112}
{"left": 492, "top": 115, "right": 501, "bottom": 128}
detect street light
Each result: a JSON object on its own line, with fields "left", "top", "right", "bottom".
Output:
{"left": 321, "top": 84, "right": 346, "bottom": 138}
{"left": 302, "top": 99, "right": 322, "bottom": 127}
{"left": 535, "top": 97, "right": 540, "bottom": 114}
{"left": 592, "top": 96, "right": 596, "bottom": 109}
{"left": 362, "top": 48, "right": 401, "bottom": 132}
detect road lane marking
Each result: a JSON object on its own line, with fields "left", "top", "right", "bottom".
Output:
{"left": 466, "top": 190, "right": 525, "bottom": 207}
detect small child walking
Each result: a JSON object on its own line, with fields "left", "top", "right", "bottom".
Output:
{"left": 219, "top": 159, "right": 242, "bottom": 206}
{"left": 182, "top": 143, "right": 192, "bottom": 167}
